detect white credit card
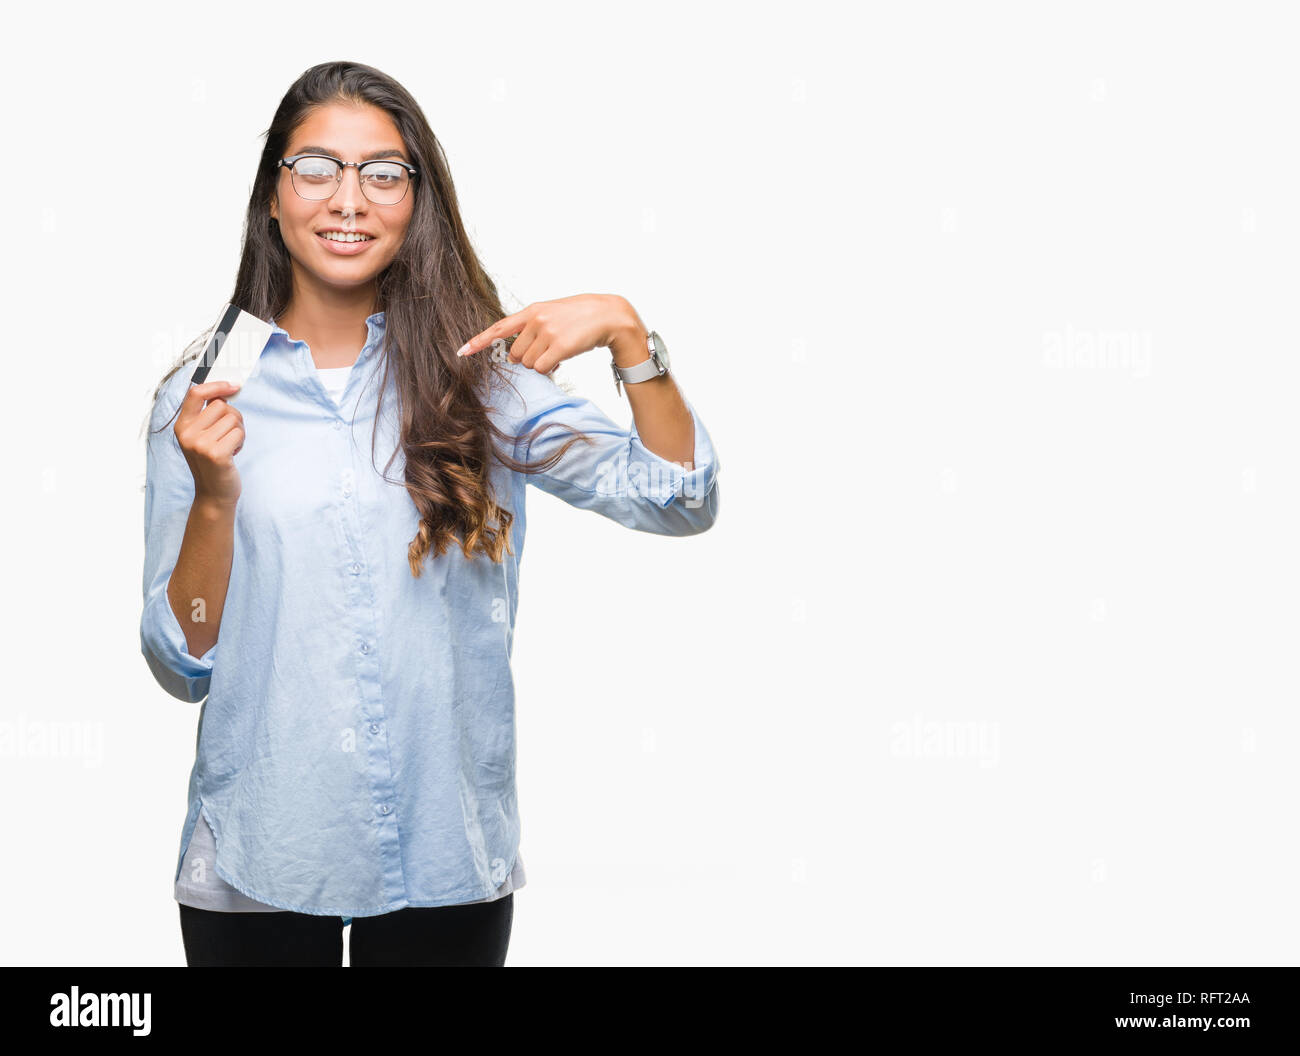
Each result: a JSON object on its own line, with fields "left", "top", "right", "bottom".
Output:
{"left": 189, "top": 303, "right": 274, "bottom": 393}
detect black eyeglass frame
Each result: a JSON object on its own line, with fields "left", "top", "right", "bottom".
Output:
{"left": 277, "top": 153, "right": 419, "bottom": 204}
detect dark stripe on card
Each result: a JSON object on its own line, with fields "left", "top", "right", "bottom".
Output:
{"left": 189, "top": 303, "right": 243, "bottom": 385}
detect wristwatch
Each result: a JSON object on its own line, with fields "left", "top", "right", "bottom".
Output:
{"left": 611, "top": 330, "right": 671, "bottom": 397}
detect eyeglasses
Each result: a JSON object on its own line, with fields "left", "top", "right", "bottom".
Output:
{"left": 277, "top": 154, "right": 418, "bottom": 205}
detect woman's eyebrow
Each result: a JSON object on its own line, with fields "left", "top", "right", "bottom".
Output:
{"left": 292, "top": 144, "right": 409, "bottom": 162}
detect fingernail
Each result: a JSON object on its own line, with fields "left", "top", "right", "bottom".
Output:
{"left": 456, "top": 343, "right": 470, "bottom": 357}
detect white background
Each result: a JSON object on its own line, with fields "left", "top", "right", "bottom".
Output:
{"left": 3, "top": 0, "right": 1297, "bottom": 966}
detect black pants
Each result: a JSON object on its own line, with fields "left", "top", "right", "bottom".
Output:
{"left": 178, "top": 894, "right": 513, "bottom": 966}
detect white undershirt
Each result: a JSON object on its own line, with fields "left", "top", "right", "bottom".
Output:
{"left": 314, "top": 363, "right": 353, "bottom": 401}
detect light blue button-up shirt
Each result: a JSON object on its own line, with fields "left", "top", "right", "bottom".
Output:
{"left": 140, "top": 311, "right": 720, "bottom": 917}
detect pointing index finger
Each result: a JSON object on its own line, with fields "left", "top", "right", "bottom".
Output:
{"left": 456, "top": 309, "right": 528, "bottom": 357}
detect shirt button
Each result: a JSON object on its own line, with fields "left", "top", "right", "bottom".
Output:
{"left": 342, "top": 486, "right": 353, "bottom": 497}
{"left": 369, "top": 723, "right": 380, "bottom": 734}
{"left": 380, "top": 804, "right": 391, "bottom": 815}
{"left": 360, "top": 642, "right": 370, "bottom": 654}
{"left": 332, "top": 419, "right": 342, "bottom": 430}
{"left": 350, "top": 562, "right": 362, "bottom": 575}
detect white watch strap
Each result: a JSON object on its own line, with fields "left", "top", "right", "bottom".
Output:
{"left": 615, "top": 356, "right": 663, "bottom": 385}
{"left": 612, "top": 333, "right": 667, "bottom": 396}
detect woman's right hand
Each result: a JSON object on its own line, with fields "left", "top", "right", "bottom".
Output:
{"left": 175, "top": 380, "right": 246, "bottom": 507}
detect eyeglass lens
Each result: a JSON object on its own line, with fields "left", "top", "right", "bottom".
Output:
{"left": 290, "top": 157, "right": 411, "bottom": 204}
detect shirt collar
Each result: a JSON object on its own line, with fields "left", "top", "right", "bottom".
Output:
{"left": 266, "top": 311, "right": 387, "bottom": 358}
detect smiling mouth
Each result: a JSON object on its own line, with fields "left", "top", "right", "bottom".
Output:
{"left": 317, "top": 231, "right": 375, "bottom": 243}
{"left": 315, "top": 231, "right": 377, "bottom": 255}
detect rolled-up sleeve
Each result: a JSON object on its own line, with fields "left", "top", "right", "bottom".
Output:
{"left": 140, "top": 389, "right": 216, "bottom": 703}
{"left": 502, "top": 362, "right": 720, "bottom": 536}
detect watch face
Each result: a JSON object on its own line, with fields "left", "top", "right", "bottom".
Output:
{"left": 649, "top": 330, "right": 670, "bottom": 371}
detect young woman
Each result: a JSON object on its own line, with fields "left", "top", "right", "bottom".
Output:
{"left": 141, "top": 61, "right": 720, "bottom": 967}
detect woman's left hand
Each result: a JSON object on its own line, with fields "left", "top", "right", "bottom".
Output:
{"left": 456, "top": 294, "right": 641, "bottom": 373}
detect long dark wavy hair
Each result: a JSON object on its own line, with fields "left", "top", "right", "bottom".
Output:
{"left": 147, "top": 60, "right": 594, "bottom": 575}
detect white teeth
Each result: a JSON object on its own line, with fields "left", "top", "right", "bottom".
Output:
{"left": 320, "top": 231, "right": 373, "bottom": 242}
